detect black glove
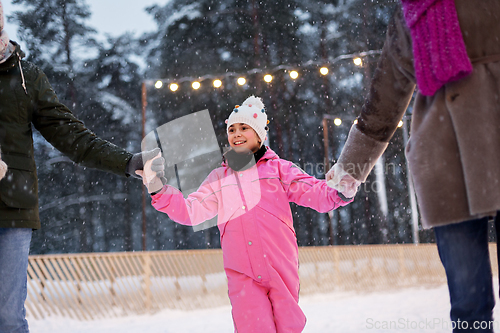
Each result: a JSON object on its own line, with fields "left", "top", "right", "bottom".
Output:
{"left": 126, "top": 148, "right": 161, "bottom": 178}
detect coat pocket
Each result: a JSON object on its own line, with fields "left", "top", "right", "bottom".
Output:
{"left": 0, "top": 154, "right": 38, "bottom": 209}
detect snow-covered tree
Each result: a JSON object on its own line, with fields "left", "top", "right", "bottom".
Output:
{"left": 11, "top": 0, "right": 98, "bottom": 106}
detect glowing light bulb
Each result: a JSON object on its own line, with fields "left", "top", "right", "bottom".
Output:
{"left": 237, "top": 77, "right": 246, "bottom": 86}
{"left": 353, "top": 57, "right": 363, "bottom": 66}
{"left": 155, "top": 80, "right": 163, "bottom": 89}
{"left": 334, "top": 118, "right": 342, "bottom": 126}
{"left": 289, "top": 71, "right": 299, "bottom": 80}
{"left": 398, "top": 120, "right": 404, "bottom": 128}
{"left": 169, "top": 83, "right": 179, "bottom": 92}
{"left": 320, "top": 67, "right": 329, "bottom": 75}
{"left": 264, "top": 74, "right": 273, "bottom": 83}
{"left": 213, "top": 79, "right": 222, "bottom": 88}
{"left": 192, "top": 81, "right": 201, "bottom": 90}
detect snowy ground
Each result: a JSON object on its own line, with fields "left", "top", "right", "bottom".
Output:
{"left": 29, "top": 284, "right": 500, "bottom": 333}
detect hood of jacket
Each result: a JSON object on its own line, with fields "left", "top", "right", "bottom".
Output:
{"left": 0, "top": 41, "right": 28, "bottom": 95}
{"left": 0, "top": 41, "right": 24, "bottom": 72}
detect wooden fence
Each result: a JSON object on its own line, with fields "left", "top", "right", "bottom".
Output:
{"left": 25, "top": 244, "right": 498, "bottom": 320}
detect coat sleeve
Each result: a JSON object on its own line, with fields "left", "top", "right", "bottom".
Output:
{"left": 30, "top": 65, "right": 133, "bottom": 177}
{"left": 150, "top": 171, "right": 219, "bottom": 226}
{"left": 278, "top": 160, "right": 352, "bottom": 213}
{"left": 337, "top": 7, "right": 416, "bottom": 182}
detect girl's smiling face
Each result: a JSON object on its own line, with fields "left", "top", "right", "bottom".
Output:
{"left": 228, "top": 123, "right": 261, "bottom": 153}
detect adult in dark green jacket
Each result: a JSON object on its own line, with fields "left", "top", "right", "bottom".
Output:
{"left": 0, "top": 38, "right": 154, "bottom": 332}
{"left": 0, "top": 41, "right": 137, "bottom": 229}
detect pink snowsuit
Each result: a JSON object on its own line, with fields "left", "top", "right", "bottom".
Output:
{"left": 151, "top": 148, "right": 352, "bottom": 332}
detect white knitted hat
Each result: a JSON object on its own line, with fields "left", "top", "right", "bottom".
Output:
{"left": 226, "top": 96, "right": 268, "bottom": 147}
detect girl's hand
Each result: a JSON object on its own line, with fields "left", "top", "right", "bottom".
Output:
{"left": 326, "top": 164, "right": 361, "bottom": 199}
{"left": 135, "top": 152, "right": 166, "bottom": 193}
{"left": 337, "top": 174, "right": 360, "bottom": 198}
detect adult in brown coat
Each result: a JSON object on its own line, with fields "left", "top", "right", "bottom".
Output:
{"left": 326, "top": 0, "right": 500, "bottom": 331}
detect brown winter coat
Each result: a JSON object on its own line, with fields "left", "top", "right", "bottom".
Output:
{"left": 337, "top": 0, "right": 500, "bottom": 228}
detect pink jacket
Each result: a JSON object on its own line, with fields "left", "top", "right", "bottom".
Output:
{"left": 151, "top": 148, "right": 352, "bottom": 282}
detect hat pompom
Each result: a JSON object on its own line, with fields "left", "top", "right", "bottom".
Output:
{"left": 242, "top": 96, "right": 265, "bottom": 111}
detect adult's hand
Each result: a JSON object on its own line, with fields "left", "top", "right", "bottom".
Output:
{"left": 126, "top": 148, "right": 161, "bottom": 178}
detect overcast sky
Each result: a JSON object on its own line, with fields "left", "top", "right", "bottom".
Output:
{"left": 3, "top": 0, "right": 171, "bottom": 44}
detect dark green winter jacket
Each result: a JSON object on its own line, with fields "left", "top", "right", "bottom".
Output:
{"left": 0, "top": 42, "right": 133, "bottom": 229}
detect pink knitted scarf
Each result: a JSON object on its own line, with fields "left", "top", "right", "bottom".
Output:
{"left": 401, "top": 0, "right": 472, "bottom": 96}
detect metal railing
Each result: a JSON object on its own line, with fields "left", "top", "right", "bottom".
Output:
{"left": 25, "top": 244, "right": 498, "bottom": 320}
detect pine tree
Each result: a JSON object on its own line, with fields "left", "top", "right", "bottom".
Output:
{"left": 11, "top": 0, "right": 98, "bottom": 106}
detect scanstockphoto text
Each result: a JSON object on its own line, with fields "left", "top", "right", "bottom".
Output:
{"left": 366, "top": 317, "right": 499, "bottom": 331}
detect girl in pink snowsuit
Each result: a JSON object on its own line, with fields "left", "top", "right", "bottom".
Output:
{"left": 140, "top": 96, "right": 353, "bottom": 332}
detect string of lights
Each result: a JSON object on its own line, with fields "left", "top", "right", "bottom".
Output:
{"left": 323, "top": 114, "right": 405, "bottom": 129}
{"left": 141, "top": 49, "right": 406, "bottom": 130}
{"left": 145, "top": 49, "right": 382, "bottom": 92}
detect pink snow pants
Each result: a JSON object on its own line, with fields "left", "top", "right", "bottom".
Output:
{"left": 226, "top": 267, "right": 306, "bottom": 333}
